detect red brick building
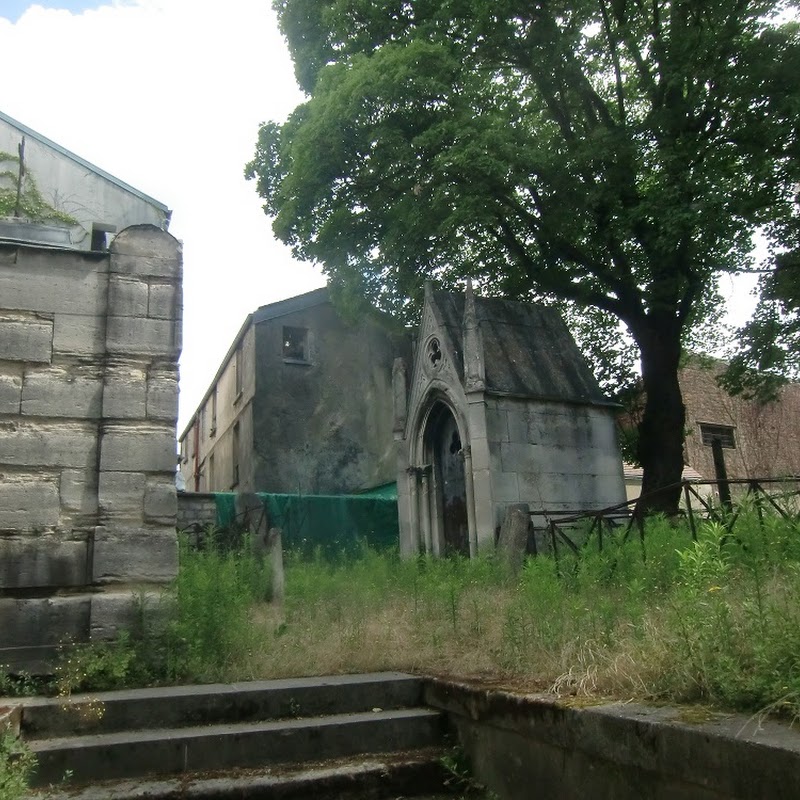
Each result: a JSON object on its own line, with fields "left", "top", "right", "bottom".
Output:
{"left": 679, "top": 360, "right": 800, "bottom": 481}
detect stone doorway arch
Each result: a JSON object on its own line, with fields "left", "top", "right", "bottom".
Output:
{"left": 423, "top": 401, "right": 469, "bottom": 556}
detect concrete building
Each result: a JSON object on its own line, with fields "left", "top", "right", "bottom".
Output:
{"left": 0, "top": 110, "right": 170, "bottom": 251}
{"left": 0, "top": 219, "right": 181, "bottom": 670}
{"left": 179, "top": 288, "right": 409, "bottom": 495}
{"left": 395, "top": 284, "right": 626, "bottom": 556}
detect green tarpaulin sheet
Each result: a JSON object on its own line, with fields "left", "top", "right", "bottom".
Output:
{"left": 212, "top": 487, "right": 399, "bottom": 556}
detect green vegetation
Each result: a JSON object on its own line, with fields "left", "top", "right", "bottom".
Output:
{"left": 248, "top": 0, "right": 800, "bottom": 512}
{"left": 10, "top": 508, "right": 800, "bottom": 721}
{"left": 52, "top": 536, "right": 274, "bottom": 695}
{"left": 0, "top": 732, "right": 35, "bottom": 800}
{"left": 0, "top": 150, "right": 77, "bottom": 225}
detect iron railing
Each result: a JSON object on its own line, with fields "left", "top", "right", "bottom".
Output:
{"left": 532, "top": 477, "right": 800, "bottom": 565}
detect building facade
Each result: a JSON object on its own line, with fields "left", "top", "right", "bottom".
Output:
{"left": 0, "top": 110, "right": 170, "bottom": 251}
{"left": 679, "top": 360, "right": 800, "bottom": 481}
{"left": 179, "top": 289, "right": 409, "bottom": 495}
{"left": 394, "top": 284, "right": 626, "bottom": 556}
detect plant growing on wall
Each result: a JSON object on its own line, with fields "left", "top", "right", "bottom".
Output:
{"left": 0, "top": 147, "right": 76, "bottom": 225}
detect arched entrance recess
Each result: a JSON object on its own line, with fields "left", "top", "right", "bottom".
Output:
{"left": 423, "top": 401, "right": 470, "bottom": 556}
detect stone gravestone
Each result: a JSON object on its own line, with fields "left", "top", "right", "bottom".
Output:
{"left": 497, "top": 503, "right": 530, "bottom": 577}
{"left": 234, "top": 493, "right": 284, "bottom": 603}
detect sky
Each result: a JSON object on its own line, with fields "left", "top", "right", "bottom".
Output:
{"left": 0, "top": 0, "right": 325, "bottom": 433}
{"left": 0, "top": 1, "right": 762, "bottom": 435}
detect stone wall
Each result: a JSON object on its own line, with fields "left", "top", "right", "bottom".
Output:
{"left": 0, "top": 225, "right": 182, "bottom": 672}
{"left": 484, "top": 396, "right": 626, "bottom": 530}
{"left": 425, "top": 678, "right": 800, "bottom": 800}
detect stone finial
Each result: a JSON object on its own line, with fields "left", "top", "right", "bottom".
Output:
{"left": 463, "top": 279, "right": 485, "bottom": 392}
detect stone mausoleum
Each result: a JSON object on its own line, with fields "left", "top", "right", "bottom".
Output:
{"left": 394, "top": 283, "right": 626, "bottom": 557}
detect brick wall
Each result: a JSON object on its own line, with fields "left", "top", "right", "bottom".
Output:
{"left": 680, "top": 362, "right": 800, "bottom": 480}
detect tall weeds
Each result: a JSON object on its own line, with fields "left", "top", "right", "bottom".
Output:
{"left": 45, "top": 510, "right": 800, "bottom": 719}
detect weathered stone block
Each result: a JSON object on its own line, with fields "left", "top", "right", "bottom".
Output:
{"left": 92, "top": 526, "right": 178, "bottom": 583}
{"left": 485, "top": 407, "right": 509, "bottom": 445}
{"left": 491, "top": 471, "right": 521, "bottom": 503}
{"left": 106, "top": 316, "right": 178, "bottom": 357}
{"left": 108, "top": 276, "right": 148, "bottom": 317}
{"left": 99, "top": 426, "right": 177, "bottom": 473}
{"left": 0, "top": 253, "right": 105, "bottom": 315}
{"left": 144, "top": 481, "right": 177, "bottom": 522}
{"left": 21, "top": 366, "right": 103, "bottom": 419}
{"left": 0, "top": 595, "right": 90, "bottom": 647}
{"left": 53, "top": 314, "right": 104, "bottom": 356}
{"left": 98, "top": 471, "right": 146, "bottom": 518}
{"left": 469, "top": 437, "right": 491, "bottom": 471}
{"left": 499, "top": 442, "right": 538, "bottom": 474}
{"left": 60, "top": 469, "right": 99, "bottom": 515}
{"left": 146, "top": 370, "right": 178, "bottom": 421}
{"left": 0, "top": 535, "right": 88, "bottom": 589}
{"left": 90, "top": 591, "right": 164, "bottom": 640}
{"left": 111, "top": 226, "right": 182, "bottom": 278}
{"left": 0, "top": 420, "right": 97, "bottom": 468}
{"left": 103, "top": 365, "right": 147, "bottom": 418}
{"left": 497, "top": 503, "right": 530, "bottom": 575}
{"left": 0, "top": 314, "right": 54, "bottom": 363}
{"left": 0, "top": 475, "right": 60, "bottom": 531}
{"left": 148, "top": 283, "right": 178, "bottom": 320}
{"left": 0, "top": 371, "right": 22, "bottom": 414}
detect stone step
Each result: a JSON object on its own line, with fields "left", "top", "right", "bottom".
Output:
{"left": 20, "top": 672, "right": 423, "bottom": 739}
{"left": 28, "top": 707, "right": 447, "bottom": 787}
{"left": 31, "top": 748, "right": 456, "bottom": 799}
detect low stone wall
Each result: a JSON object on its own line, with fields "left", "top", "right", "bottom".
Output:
{"left": 176, "top": 492, "right": 217, "bottom": 532}
{"left": 424, "top": 678, "right": 800, "bottom": 799}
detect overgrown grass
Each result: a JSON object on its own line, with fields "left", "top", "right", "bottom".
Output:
{"left": 0, "top": 733, "right": 35, "bottom": 800}
{"left": 22, "top": 507, "right": 800, "bottom": 719}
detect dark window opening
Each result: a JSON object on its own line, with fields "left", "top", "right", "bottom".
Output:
{"left": 283, "top": 326, "right": 309, "bottom": 362}
{"left": 234, "top": 346, "right": 243, "bottom": 398}
{"left": 700, "top": 423, "right": 736, "bottom": 449}
{"left": 91, "top": 222, "right": 116, "bottom": 251}
{"left": 231, "top": 421, "right": 240, "bottom": 488}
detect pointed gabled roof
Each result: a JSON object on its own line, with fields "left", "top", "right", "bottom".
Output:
{"left": 429, "top": 290, "right": 614, "bottom": 406}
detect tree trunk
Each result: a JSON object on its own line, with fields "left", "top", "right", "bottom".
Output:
{"left": 634, "top": 317, "right": 686, "bottom": 516}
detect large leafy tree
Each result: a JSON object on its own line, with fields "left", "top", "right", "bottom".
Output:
{"left": 248, "top": 0, "right": 800, "bottom": 513}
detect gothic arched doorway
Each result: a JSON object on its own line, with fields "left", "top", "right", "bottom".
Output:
{"left": 424, "top": 402, "right": 469, "bottom": 556}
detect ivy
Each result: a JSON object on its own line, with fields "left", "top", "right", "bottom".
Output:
{"left": 0, "top": 151, "right": 77, "bottom": 226}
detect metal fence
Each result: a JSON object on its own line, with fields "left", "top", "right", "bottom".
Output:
{"left": 532, "top": 477, "right": 800, "bottom": 565}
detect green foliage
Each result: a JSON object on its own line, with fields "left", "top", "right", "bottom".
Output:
{"left": 249, "top": 0, "right": 800, "bottom": 506}
{"left": 26, "top": 513, "right": 800, "bottom": 721}
{"left": 51, "top": 531, "right": 275, "bottom": 694}
{"left": 720, "top": 248, "right": 800, "bottom": 401}
{"left": 0, "top": 733, "right": 35, "bottom": 800}
{"left": 0, "top": 151, "right": 77, "bottom": 225}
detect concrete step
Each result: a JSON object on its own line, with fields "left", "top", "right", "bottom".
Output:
{"left": 31, "top": 749, "right": 456, "bottom": 799}
{"left": 20, "top": 672, "right": 423, "bottom": 739}
{"left": 28, "top": 707, "right": 447, "bottom": 787}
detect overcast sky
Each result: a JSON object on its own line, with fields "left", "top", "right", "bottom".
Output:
{"left": 1, "top": 0, "right": 325, "bottom": 433}
{"left": 1, "top": 1, "right": 761, "bottom": 435}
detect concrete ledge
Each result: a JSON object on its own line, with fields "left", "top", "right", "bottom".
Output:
{"left": 424, "top": 678, "right": 800, "bottom": 800}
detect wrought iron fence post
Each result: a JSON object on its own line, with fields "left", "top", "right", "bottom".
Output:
{"left": 683, "top": 482, "right": 698, "bottom": 542}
